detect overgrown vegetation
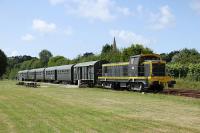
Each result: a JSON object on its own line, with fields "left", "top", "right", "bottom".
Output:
{"left": 166, "top": 49, "right": 200, "bottom": 82}
{"left": 174, "top": 78, "right": 200, "bottom": 90}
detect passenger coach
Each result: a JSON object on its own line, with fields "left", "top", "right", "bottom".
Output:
{"left": 73, "top": 60, "right": 106, "bottom": 86}
{"left": 45, "top": 67, "right": 57, "bottom": 82}
{"left": 56, "top": 64, "right": 74, "bottom": 84}
{"left": 35, "top": 68, "right": 45, "bottom": 81}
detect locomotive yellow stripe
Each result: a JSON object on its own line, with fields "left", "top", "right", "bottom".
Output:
{"left": 98, "top": 76, "right": 147, "bottom": 80}
{"left": 98, "top": 76, "right": 173, "bottom": 83}
{"left": 102, "top": 62, "right": 129, "bottom": 67}
{"left": 143, "top": 61, "right": 166, "bottom": 64}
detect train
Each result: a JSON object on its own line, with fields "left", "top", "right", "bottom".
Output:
{"left": 17, "top": 54, "right": 176, "bottom": 92}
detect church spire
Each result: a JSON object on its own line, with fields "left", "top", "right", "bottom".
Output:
{"left": 112, "top": 37, "right": 117, "bottom": 52}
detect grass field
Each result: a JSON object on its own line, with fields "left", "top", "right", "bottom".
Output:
{"left": 174, "top": 78, "right": 200, "bottom": 90}
{"left": 0, "top": 80, "right": 200, "bottom": 133}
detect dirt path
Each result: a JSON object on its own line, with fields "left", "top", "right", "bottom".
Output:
{"left": 162, "top": 89, "right": 200, "bottom": 98}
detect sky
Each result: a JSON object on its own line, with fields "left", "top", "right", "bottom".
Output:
{"left": 0, "top": 0, "right": 200, "bottom": 59}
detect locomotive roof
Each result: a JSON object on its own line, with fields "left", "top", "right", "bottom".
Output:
{"left": 74, "top": 60, "right": 99, "bottom": 67}
{"left": 131, "top": 54, "right": 161, "bottom": 58}
{"left": 56, "top": 64, "right": 74, "bottom": 70}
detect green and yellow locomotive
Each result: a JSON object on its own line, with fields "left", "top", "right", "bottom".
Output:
{"left": 98, "top": 54, "right": 175, "bottom": 92}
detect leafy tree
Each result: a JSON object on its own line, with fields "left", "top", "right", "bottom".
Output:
{"left": 122, "top": 44, "right": 153, "bottom": 61}
{"left": 20, "top": 58, "right": 38, "bottom": 70}
{"left": 0, "top": 49, "right": 7, "bottom": 78}
{"left": 39, "top": 49, "right": 53, "bottom": 67}
{"left": 48, "top": 56, "right": 71, "bottom": 66}
{"left": 171, "top": 48, "right": 200, "bottom": 64}
{"left": 160, "top": 50, "right": 180, "bottom": 62}
{"left": 101, "top": 44, "right": 113, "bottom": 54}
{"left": 100, "top": 51, "right": 122, "bottom": 63}
{"left": 83, "top": 52, "right": 94, "bottom": 57}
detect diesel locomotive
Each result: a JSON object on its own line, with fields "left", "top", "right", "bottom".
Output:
{"left": 17, "top": 54, "right": 176, "bottom": 92}
{"left": 99, "top": 54, "right": 175, "bottom": 91}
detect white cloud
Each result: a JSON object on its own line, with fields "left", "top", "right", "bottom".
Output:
{"left": 190, "top": 0, "right": 200, "bottom": 14}
{"left": 10, "top": 50, "right": 19, "bottom": 57}
{"left": 149, "top": 5, "right": 175, "bottom": 30}
{"left": 65, "top": 0, "right": 115, "bottom": 22}
{"left": 32, "top": 19, "right": 56, "bottom": 33}
{"left": 21, "top": 34, "right": 35, "bottom": 41}
{"left": 110, "top": 30, "right": 152, "bottom": 45}
{"left": 49, "top": 0, "right": 66, "bottom": 5}
{"left": 50, "top": 0, "right": 132, "bottom": 22}
{"left": 117, "top": 7, "right": 132, "bottom": 16}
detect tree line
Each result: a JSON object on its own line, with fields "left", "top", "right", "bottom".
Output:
{"left": 1, "top": 44, "right": 200, "bottom": 81}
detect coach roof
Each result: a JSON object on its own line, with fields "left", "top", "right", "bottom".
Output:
{"left": 74, "top": 61, "right": 99, "bottom": 67}
{"left": 35, "top": 68, "right": 45, "bottom": 72}
{"left": 56, "top": 64, "right": 74, "bottom": 70}
{"left": 45, "top": 66, "right": 57, "bottom": 71}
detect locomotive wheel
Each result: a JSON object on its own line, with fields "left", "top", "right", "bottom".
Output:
{"left": 151, "top": 84, "right": 164, "bottom": 93}
{"left": 130, "top": 82, "right": 144, "bottom": 92}
{"left": 156, "top": 84, "right": 164, "bottom": 92}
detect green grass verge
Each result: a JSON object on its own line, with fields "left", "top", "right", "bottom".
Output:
{"left": 174, "top": 78, "right": 200, "bottom": 90}
{"left": 0, "top": 80, "right": 200, "bottom": 133}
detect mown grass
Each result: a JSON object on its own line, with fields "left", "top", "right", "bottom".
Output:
{"left": 174, "top": 78, "right": 200, "bottom": 90}
{"left": 0, "top": 80, "right": 200, "bottom": 133}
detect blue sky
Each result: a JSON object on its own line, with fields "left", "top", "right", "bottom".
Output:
{"left": 0, "top": 0, "right": 200, "bottom": 59}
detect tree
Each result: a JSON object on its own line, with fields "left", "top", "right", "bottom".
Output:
{"left": 101, "top": 44, "right": 113, "bottom": 54}
{"left": 160, "top": 50, "right": 179, "bottom": 62}
{"left": 48, "top": 56, "right": 71, "bottom": 67}
{"left": 100, "top": 50, "right": 122, "bottom": 63}
{"left": 0, "top": 49, "right": 7, "bottom": 78}
{"left": 83, "top": 52, "right": 94, "bottom": 57}
{"left": 171, "top": 48, "right": 200, "bottom": 64}
{"left": 39, "top": 49, "right": 53, "bottom": 67}
{"left": 122, "top": 44, "right": 153, "bottom": 61}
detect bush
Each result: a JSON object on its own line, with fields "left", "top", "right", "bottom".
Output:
{"left": 167, "top": 63, "right": 200, "bottom": 81}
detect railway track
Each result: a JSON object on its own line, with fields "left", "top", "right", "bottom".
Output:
{"left": 161, "top": 89, "right": 200, "bottom": 99}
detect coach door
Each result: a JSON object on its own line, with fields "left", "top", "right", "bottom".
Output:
{"left": 88, "top": 66, "right": 93, "bottom": 80}
{"left": 78, "top": 67, "right": 82, "bottom": 80}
